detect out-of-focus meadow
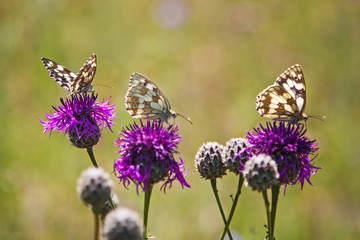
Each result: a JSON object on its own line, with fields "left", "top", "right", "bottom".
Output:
{"left": 1, "top": 0, "right": 359, "bottom": 239}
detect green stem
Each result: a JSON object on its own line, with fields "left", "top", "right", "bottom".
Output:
{"left": 86, "top": 147, "right": 98, "bottom": 168}
{"left": 262, "top": 190, "right": 271, "bottom": 239}
{"left": 143, "top": 185, "right": 153, "bottom": 240}
{"left": 220, "top": 175, "right": 244, "bottom": 240}
{"left": 270, "top": 184, "right": 280, "bottom": 240}
{"left": 210, "top": 179, "right": 233, "bottom": 240}
{"left": 93, "top": 213, "right": 100, "bottom": 240}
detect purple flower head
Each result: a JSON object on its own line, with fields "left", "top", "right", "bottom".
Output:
{"left": 242, "top": 122, "right": 320, "bottom": 189}
{"left": 113, "top": 120, "right": 190, "bottom": 193}
{"left": 40, "top": 93, "right": 117, "bottom": 148}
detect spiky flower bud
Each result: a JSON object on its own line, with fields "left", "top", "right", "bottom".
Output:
{"left": 77, "top": 167, "right": 114, "bottom": 207}
{"left": 195, "top": 142, "right": 226, "bottom": 179}
{"left": 222, "top": 138, "right": 250, "bottom": 174}
{"left": 68, "top": 124, "right": 101, "bottom": 148}
{"left": 243, "top": 154, "right": 279, "bottom": 192}
{"left": 102, "top": 208, "right": 143, "bottom": 240}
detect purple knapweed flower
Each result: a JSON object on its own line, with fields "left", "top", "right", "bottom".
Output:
{"left": 40, "top": 93, "right": 117, "bottom": 148}
{"left": 113, "top": 120, "right": 190, "bottom": 193}
{"left": 242, "top": 122, "right": 320, "bottom": 189}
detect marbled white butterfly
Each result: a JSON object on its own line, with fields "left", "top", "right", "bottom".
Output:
{"left": 125, "top": 73, "right": 192, "bottom": 124}
{"left": 41, "top": 53, "right": 97, "bottom": 95}
{"left": 256, "top": 64, "right": 310, "bottom": 124}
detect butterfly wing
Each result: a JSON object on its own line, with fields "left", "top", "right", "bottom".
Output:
{"left": 41, "top": 57, "right": 77, "bottom": 92}
{"left": 256, "top": 64, "right": 307, "bottom": 123}
{"left": 71, "top": 53, "right": 97, "bottom": 94}
{"left": 125, "top": 73, "right": 172, "bottom": 120}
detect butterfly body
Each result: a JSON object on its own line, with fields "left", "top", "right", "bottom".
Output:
{"left": 256, "top": 64, "right": 308, "bottom": 124}
{"left": 125, "top": 73, "right": 192, "bottom": 124}
{"left": 41, "top": 53, "right": 97, "bottom": 95}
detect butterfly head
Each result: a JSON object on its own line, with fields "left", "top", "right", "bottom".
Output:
{"left": 163, "top": 110, "right": 193, "bottom": 125}
{"left": 84, "top": 83, "right": 94, "bottom": 93}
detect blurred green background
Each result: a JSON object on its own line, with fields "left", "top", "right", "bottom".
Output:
{"left": 1, "top": 0, "right": 359, "bottom": 239}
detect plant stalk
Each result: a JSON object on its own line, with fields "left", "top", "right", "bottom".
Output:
{"left": 86, "top": 147, "right": 98, "bottom": 168}
{"left": 220, "top": 175, "right": 244, "bottom": 240}
{"left": 143, "top": 185, "right": 153, "bottom": 240}
{"left": 210, "top": 179, "right": 233, "bottom": 240}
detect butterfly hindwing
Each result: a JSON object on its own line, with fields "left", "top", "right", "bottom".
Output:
{"left": 41, "top": 53, "right": 97, "bottom": 94}
{"left": 275, "top": 64, "right": 306, "bottom": 113}
{"left": 125, "top": 73, "right": 172, "bottom": 120}
{"left": 256, "top": 64, "right": 307, "bottom": 123}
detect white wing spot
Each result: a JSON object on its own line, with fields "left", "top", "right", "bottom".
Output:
{"left": 267, "top": 108, "right": 278, "bottom": 114}
{"left": 134, "top": 93, "right": 152, "bottom": 102}
{"left": 290, "top": 71, "right": 297, "bottom": 78}
{"left": 131, "top": 80, "right": 140, "bottom": 85}
{"left": 284, "top": 104, "right": 294, "bottom": 112}
{"left": 294, "top": 82, "right": 304, "bottom": 90}
{"left": 296, "top": 97, "right": 304, "bottom": 111}
{"left": 270, "top": 98, "right": 279, "bottom": 104}
{"left": 157, "top": 98, "right": 166, "bottom": 108}
{"left": 57, "top": 66, "right": 64, "bottom": 71}
{"left": 150, "top": 102, "right": 163, "bottom": 111}
{"left": 269, "top": 103, "right": 279, "bottom": 109}
{"left": 145, "top": 83, "right": 154, "bottom": 91}
{"left": 286, "top": 79, "right": 294, "bottom": 88}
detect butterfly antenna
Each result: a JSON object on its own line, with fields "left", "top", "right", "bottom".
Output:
{"left": 93, "top": 83, "right": 115, "bottom": 89}
{"left": 309, "top": 115, "right": 326, "bottom": 122}
{"left": 177, "top": 113, "right": 193, "bottom": 124}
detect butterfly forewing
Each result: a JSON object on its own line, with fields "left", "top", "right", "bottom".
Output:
{"left": 125, "top": 73, "right": 173, "bottom": 121}
{"left": 41, "top": 58, "right": 76, "bottom": 92}
{"left": 41, "top": 53, "right": 97, "bottom": 94}
{"left": 256, "top": 64, "right": 307, "bottom": 123}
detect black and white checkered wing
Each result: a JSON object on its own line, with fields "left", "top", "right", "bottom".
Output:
{"left": 41, "top": 53, "right": 97, "bottom": 94}
{"left": 125, "top": 73, "right": 173, "bottom": 121}
{"left": 41, "top": 57, "right": 76, "bottom": 92}
{"left": 71, "top": 54, "right": 97, "bottom": 94}
{"left": 256, "top": 64, "right": 307, "bottom": 123}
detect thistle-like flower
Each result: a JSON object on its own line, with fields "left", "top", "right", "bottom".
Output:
{"left": 113, "top": 120, "right": 190, "bottom": 193}
{"left": 102, "top": 208, "right": 143, "bottom": 240}
{"left": 243, "top": 122, "right": 320, "bottom": 188}
{"left": 195, "top": 142, "right": 227, "bottom": 179}
{"left": 40, "top": 93, "right": 117, "bottom": 148}
{"left": 243, "top": 154, "right": 279, "bottom": 192}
